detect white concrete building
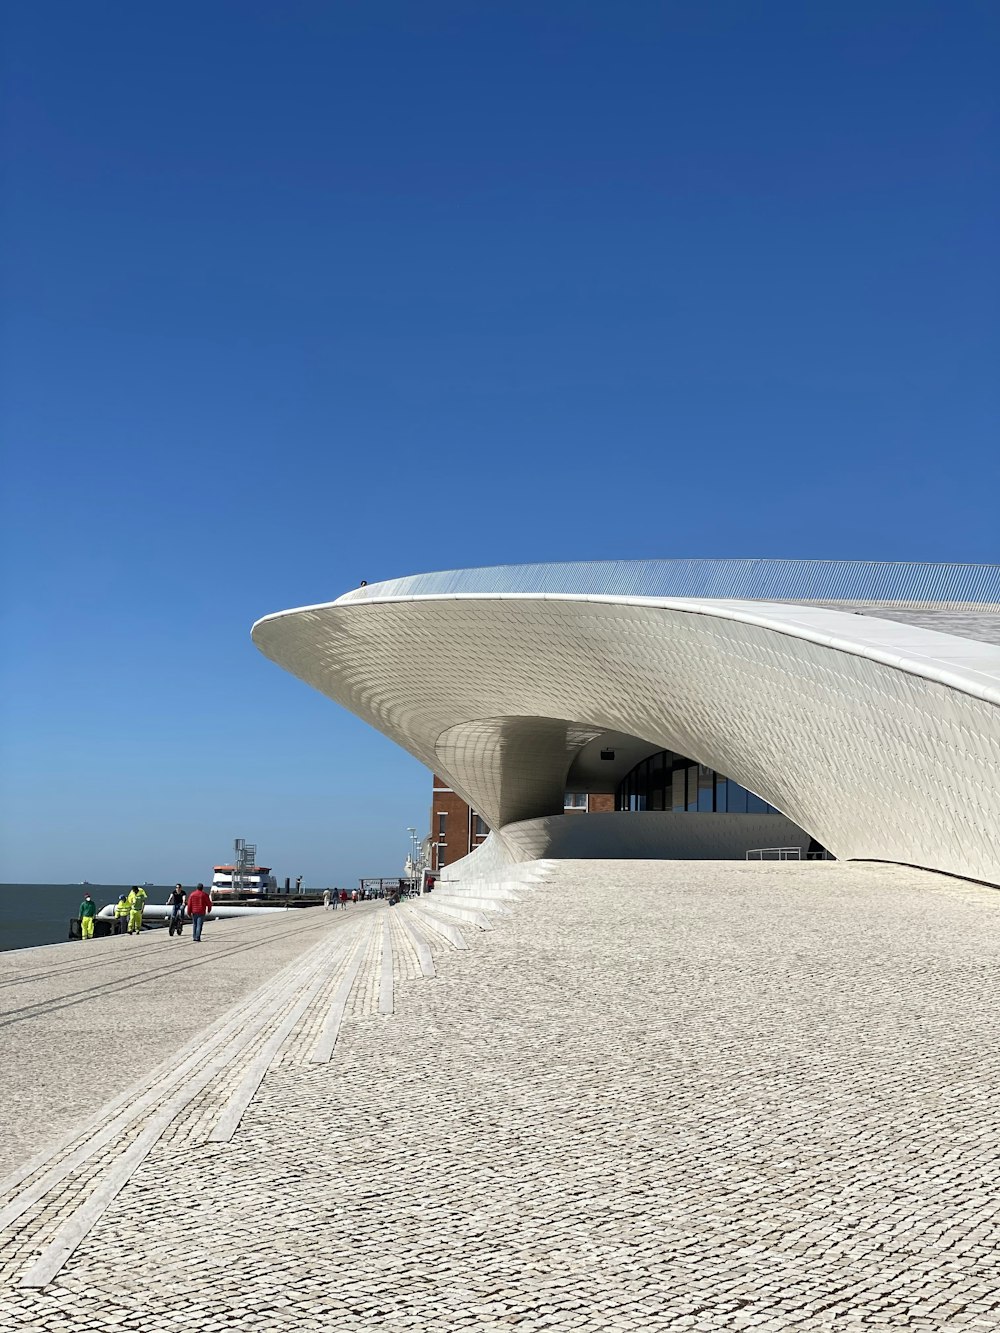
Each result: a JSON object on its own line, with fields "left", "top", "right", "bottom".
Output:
{"left": 253, "top": 560, "right": 1000, "bottom": 887}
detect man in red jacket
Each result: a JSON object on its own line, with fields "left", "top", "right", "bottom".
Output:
{"left": 186, "top": 883, "right": 213, "bottom": 943}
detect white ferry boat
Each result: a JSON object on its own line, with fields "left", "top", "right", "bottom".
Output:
{"left": 211, "top": 838, "right": 277, "bottom": 898}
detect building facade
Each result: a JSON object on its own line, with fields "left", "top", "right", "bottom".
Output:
{"left": 253, "top": 559, "right": 1000, "bottom": 887}
{"left": 428, "top": 775, "right": 489, "bottom": 873}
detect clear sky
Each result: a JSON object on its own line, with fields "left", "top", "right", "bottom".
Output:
{"left": 1, "top": 1, "right": 997, "bottom": 886}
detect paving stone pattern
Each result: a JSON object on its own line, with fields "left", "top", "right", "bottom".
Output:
{"left": 2, "top": 860, "right": 999, "bottom": 1330}
{"left": 0, "top": 907, "right": 377, "bottom": 1177}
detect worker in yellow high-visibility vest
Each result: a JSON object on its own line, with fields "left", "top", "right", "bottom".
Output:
{"left": 126, "top": 885, "right": 148, "bottom": 935}
{"left": 113, "top": 894, "right": 130, "bottom": 934}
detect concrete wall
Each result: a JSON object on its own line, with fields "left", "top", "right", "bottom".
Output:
{"left": 495, "top": 811, "right": 813, "bottom": 863}
{"left": 436, "top": 812, "right": 811, "bottom": 879}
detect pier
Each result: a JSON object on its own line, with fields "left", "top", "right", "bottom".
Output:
{"left": 2, "top": 860, "right": 1000, "bottom": 1329}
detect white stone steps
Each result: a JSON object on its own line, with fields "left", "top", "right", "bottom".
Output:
{"left": 402, "top": 905, "right": 468, "bottom": 950}
{"left": 435, "top": 883, "right": 524, "bottom": 901}
{"left": 379, "top": 919, "right": 394, "bottom": 1015}
{"left": 309, "top": 924, "right": 374, "bottom": 1063}
{"left": 430, "top": 893, "right": 510, "bottom": 914}
{"left": 208, "top": 925, "right": 368, "bottom": 1142}
{"left": 411, "top": 899, "right": 492, "bottom": 931}
{"left": 395, "top": 911, "right": 435, "bottom": 978}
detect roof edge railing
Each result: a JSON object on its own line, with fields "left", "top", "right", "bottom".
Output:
{"left": 338, "top": 559, "right": 1000, "bottom": 610}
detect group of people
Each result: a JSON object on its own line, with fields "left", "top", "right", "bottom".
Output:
{"left": 77, "top": 886, "right": 148, "bottom": 939}
{"left": 319, "top": 883, "right": 419, "bottom": 912}
{"left": 322, "top": 888, "right": 359, "bottom": 910}
{"left": 160, "top": 883, "right": 214, "bottom": 942}
{"left": 77, "top": 883, "right": 214, "bottom": 942}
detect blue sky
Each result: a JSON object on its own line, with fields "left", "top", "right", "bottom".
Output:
{"left": 1, "top": 1, "right": 997, "bottom": 886}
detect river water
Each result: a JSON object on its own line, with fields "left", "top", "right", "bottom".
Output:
{"left": 0, "top": 885, "right": 176, "bottom": 952}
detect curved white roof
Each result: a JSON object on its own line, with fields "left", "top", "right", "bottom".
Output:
{"left": 253, "top": 561, "right": 1000, "bottom": 886}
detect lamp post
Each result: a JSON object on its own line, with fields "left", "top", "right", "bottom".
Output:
{"left": 407, "top": 827, "right": 418, "bottom": 895}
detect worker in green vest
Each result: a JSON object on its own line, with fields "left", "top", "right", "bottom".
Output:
{"left": 78, "top": 893, "right": 97, "bottom": 940}
{"left": 126, "top": 885, "right": 148, "bottom": 935}
{"left": 113, "top": 893, "right": 130, "bottom": 934}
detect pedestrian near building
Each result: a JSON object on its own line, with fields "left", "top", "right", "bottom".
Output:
{"left": 78, "top": 894, "right": 97, "bottom": 940}
{"left": 187, "top": 883, "right": 212, "bottom": 943}
{"left": 113, "top": 894, "right": 130, "bottom": 934}
{"left": 339, "top": 889, "right": 348, "bottom": 908}
{"left": 126, "top": 886, "right": 147, "bottom": 935}
{"left": 167, "top": 884, "right": 187, "bottom": 936}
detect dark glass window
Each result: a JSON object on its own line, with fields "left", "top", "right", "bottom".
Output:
{"left": 615, "top": 751, "right": 782, "bottom": 819}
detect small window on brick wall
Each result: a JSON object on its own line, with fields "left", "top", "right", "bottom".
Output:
{"left": 474, "top": 815, "right": 489, "bottom": 837}
{"left": 437, "top": 812, "right": 446, "bottom": 837}
{"left": 564, "top": 793, "right": 588, "bottom": 810}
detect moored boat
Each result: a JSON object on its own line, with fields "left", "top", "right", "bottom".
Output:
{"left": 211, "top": 839, "right": 278, "bottom": 898}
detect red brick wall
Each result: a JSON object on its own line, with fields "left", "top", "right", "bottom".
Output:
{"left": 430, "top": 777, "right": 476, "bottom": 872}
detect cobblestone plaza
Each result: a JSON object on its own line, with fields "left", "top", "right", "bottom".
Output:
{"left": 2, "top": 859, "right": 998, "bottom": 1330}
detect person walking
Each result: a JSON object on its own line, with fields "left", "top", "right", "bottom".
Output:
{"left": 126, "top": 885, "right": 147, "bottom": 935}
{"left": 186, "top": 883, "right": 212, "bottom": 943}
{"left": 167, "top": 884, "right": 187, "bottom": 936}
{"left": 339, "top": 889, "right": 348, "bottom": 909}
{"left": 113, "top": 894, "right": 130, "bottom": 935}
{"left": 322, "top": 888, "right": 331, "bottom": 912}
{"left": 78, "top": 893, "right": 97, "bottom": 940}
